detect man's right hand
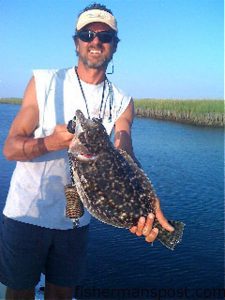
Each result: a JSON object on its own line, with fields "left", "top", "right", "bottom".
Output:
{"left": 45, "top": 124, "right": 74, "bottom": 152}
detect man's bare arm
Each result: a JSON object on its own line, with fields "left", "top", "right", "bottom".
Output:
{"left": 114, "top": 99, "right": 135, "bottom": 156}
{"left": 115, "top": 99, "right": 174, "bottom": 241}
{"left": 3, "top": 77, "right": 73, "bottom": 161}
{"left": 114, "top": 99, "right": 141, "bottom": 166}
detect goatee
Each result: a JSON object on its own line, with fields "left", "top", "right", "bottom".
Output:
{"left": 76, "top": 50, "right": 113, "bottom": 69}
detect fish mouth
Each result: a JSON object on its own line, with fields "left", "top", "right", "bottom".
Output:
{"left": 69, "top": 137, "right": 98, "bottom": 162}
{"left": 77, "top": 152, "right": 98, "bottom": 162}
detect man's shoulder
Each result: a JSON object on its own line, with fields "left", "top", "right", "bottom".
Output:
{"left": 33, "top": 67, "right": 74, "bottom": 80}
{"left": 110, "top": 81, "right": 130, "bottom": 98}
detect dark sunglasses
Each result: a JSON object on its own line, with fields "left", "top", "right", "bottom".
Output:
{"left": 76, "top": 30, "right": 116, "bottom": 43}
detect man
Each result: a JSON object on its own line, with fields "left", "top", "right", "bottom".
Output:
{"left": 1, "top": 3, "right": 174, "bottom": 300}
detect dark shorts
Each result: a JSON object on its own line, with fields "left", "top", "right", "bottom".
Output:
{"left": 0, "top": 215, "right": 89, "bottom": 290}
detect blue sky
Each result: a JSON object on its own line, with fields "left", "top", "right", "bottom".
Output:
{"left": 0, "top": 0, "right": 223, "bottom": 99}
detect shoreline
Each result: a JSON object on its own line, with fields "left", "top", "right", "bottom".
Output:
{"left": 0, "top": 98, "right": 22, "bottom": 105}
{"left": 135, "top": 107, "right": 224, "bottom": 127}
{"left": 1, "top": 98, "right": 224, "bottom": 127}
{"left": 134, "top": 99, "right": 224, "bottom": 128}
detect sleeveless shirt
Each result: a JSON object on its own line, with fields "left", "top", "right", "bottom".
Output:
{"left": 3, "top": 67, "right": 131, "bottom": 229}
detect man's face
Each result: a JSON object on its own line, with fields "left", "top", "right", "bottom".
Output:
{"left": 75, "top": 22, "right": 117, "bottom": 69}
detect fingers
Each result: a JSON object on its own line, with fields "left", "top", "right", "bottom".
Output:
{"left": 157, "top": 213, "right": 174, "bottom": 232}
{"left": 130, "top": 214, "right": 154, "bottom": 236}
{"left": 155, "top": 198, "right": 174, "bottom": 232}
{"left": 129, "top": 197, "right": 175, "bottom": 245}
{"left": 142, "top": 213, "right": 154, "bottom": 236}
{"left": 142, "top": 213, "right": 159, "bottom": 243}
{"left": 129, "top": 213, "right": 159, "bottom": 243}
{"left": 47, "top": 124, "right": 74, "bottom": 151}
{"left": 129, "top": 225, "right": 137, "bottom": 234}
{"left": 129, "top": 216, "right": 145, "bottom": 236}
{"left": 136, "top": 217, "right": 146, "bottom": 236}
{"left": 145, "top": 227, "right": 159, "bottom": 243}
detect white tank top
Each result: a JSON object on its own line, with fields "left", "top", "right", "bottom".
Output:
{"left": 3, "top": 67, "right": 131, "bottom": 229}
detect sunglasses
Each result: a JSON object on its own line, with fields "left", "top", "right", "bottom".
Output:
{"left": 76, "top": 30, "right": 116, "bottom": 43}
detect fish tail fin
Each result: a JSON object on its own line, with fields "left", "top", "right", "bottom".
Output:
{"left": 154, "top": 220, "right": 185, "bottom": 250}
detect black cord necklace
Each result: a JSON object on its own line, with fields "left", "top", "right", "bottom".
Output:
{"left": 75, "top": 66, "right": 108, "bottom": 120}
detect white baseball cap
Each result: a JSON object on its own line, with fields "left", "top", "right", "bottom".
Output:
{"left": 76, "top": 9, "right": 118, "bottom": 32}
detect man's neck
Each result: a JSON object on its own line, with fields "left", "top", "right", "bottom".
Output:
{"left": 76, "top": 63, "right": 106, "bottom": 84}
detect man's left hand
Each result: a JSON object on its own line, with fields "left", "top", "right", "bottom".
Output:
{"left": 129, "top": 198, "right": 174, "bottom": 243}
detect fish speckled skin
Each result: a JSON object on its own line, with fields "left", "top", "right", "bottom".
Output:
{"left": 68, "top": 110, "right": 185, "bottom": 250}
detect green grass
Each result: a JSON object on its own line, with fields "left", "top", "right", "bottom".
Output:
{"left": 134, "top": 99, "right": 224, "bottom": 114}
{"left": 0, "top": 98, "right": 22, "bottom": 104}
{"left": 134, "top": 99, "right": 224, "bottom": 127}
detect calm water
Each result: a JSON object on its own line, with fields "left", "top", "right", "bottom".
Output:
{"left": 0, "top": 104, "right": 224, "bottom": 299}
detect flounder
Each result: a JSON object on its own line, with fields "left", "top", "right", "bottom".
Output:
{"left": 66, "top": 110, "right": 185, "bottom": 250}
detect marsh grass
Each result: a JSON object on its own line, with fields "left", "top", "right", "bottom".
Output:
{"left": 134, "top": 99, "right": 223, "bottom": 113}
{"left": 0, "top": 98, "right": 22, "bottom": 104}
{"left": 134, "top": 99, "right": 224, "bottom": 127}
